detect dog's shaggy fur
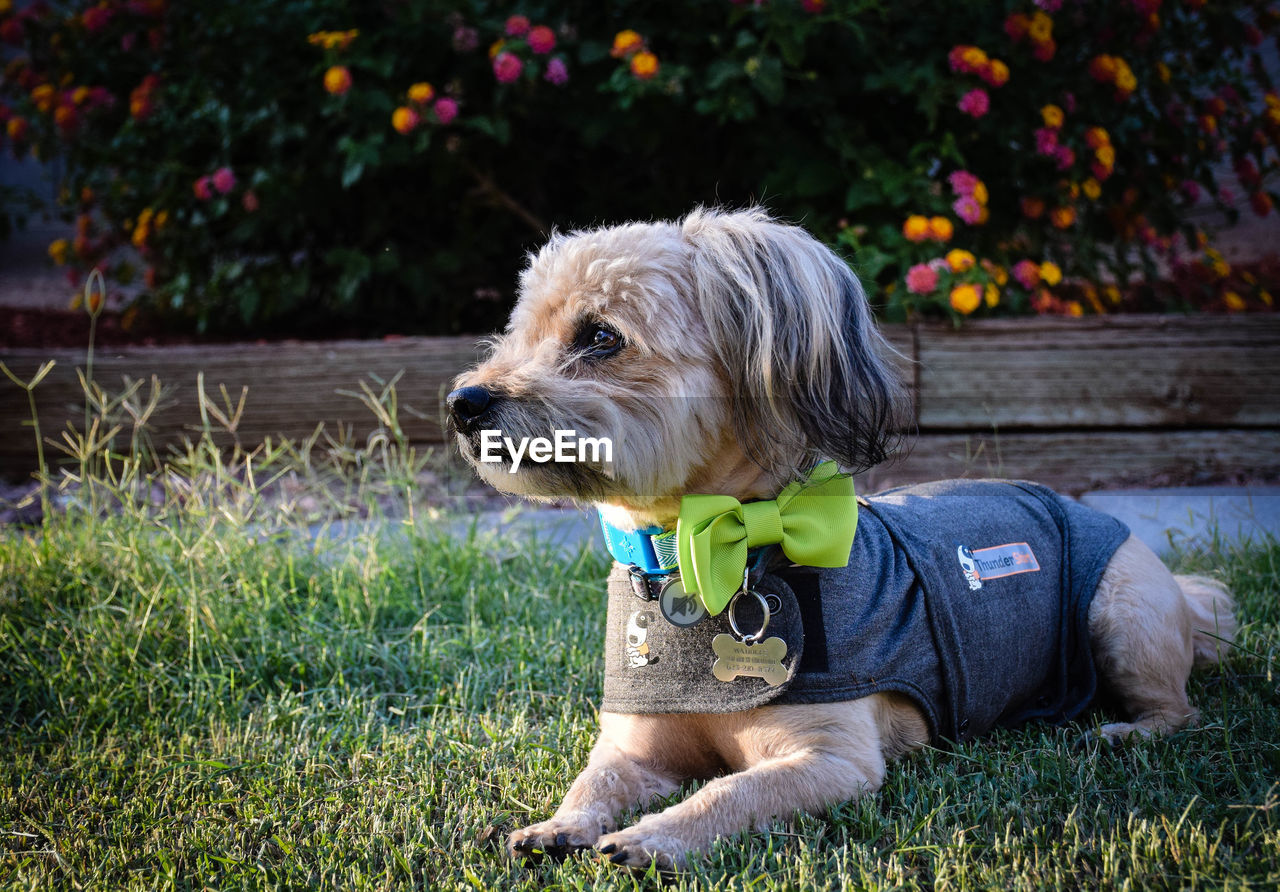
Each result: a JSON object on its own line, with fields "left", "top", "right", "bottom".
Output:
{"left": 448, "top": 207, "right": 1237, "bottom": 871}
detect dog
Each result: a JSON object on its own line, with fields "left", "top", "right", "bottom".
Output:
{"left": 446, "top": 207, "right": 1237, "bottom": 871}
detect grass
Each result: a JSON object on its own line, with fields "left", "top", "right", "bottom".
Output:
{"left": 0, "top": 346, "right": 1277, "bottom": 889}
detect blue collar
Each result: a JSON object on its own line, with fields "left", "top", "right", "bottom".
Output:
{"left": 599, "top": 516, "right": 680, "bottom": 576}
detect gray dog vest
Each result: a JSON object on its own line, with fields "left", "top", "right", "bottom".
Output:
{"left": 600, "top": 479, "right": 1130, "bottom": 742}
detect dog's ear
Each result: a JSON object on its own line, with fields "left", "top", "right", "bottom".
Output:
{"left": 682, "top": 207, "right": 908, "bottom": 474}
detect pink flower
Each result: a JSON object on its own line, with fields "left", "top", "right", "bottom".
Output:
{"left": 504, "top": 15, "right": 530, "bottom": 37}
{"left": 544, "top": 57, "right": 569, "bottom": 86}
{"left": 1054, "top": 145, "right": 1075, "bottom": 171}
{"left": 211, "top": 167, "right": 235, "bottom": 194}
{"left": 1034, "top": 127, "right": 1059, "bottom": 156}
{"left": 906, "top": 263, "right": 940, "bottom": 295}
{"left": 1036, "top": 0, "right": 1064, "bottom": 10}
{"left": 957, "top": 89, "right": 989, "bottom": 119}
{"left": 953, "top": 195, "right": 983, "bottom": 224}
{"left": 193, "top": 176, "right": 212, "bottom": 201}
{"left": 493, "top": 52, "right": 523, "bottom": 84}
{"left": 432, "top": 97, "right": 458, "bottom": 125}
{"left": 528, "top": 25, "right": 556, "bottom": 54}
{"left": 1012, "top": 259, "right": 1041, "bottom": 290}
{"left": 948, "top": 170, "right": 980, "bottom": 196}
{"left": 452, "top": 26, "right": 479, "bottom": 53}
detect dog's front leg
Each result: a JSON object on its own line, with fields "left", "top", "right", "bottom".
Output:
{"left": 595, "top": 701, "right": 890, "bottom": 871}
{"left": 508, "top": 713, "right": 700, "bottom": 861}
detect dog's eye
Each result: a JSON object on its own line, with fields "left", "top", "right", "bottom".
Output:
{"left": 574, "top": 322, "right": 624, "bottom": 359}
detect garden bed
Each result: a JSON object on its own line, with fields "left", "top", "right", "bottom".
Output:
{"left": 2, "top": 314, "right": 1279, "bottom": 493}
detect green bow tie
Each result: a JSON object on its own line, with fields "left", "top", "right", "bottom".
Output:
{"left": 675, "top": 461, "right": 858, "bottom": 616}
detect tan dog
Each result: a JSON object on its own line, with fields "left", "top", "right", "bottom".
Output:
{"left": 447, "top": 207, "right": 1236, "bottom": 871}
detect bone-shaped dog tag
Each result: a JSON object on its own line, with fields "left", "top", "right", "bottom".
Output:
{"left": 711, "top": 633, "right": 788, "bottom": 686}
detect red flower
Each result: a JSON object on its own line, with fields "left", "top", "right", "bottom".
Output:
{"left": 527, "top": 25, "right": 555, "bottom": 54}
{"left": 504, "top": 15, "right": 530, "bottom": 37}
{"left": 193, "top": 177, "right": 212, "bottom": 200}
{"left": 1251, "top": 191, "right": 1273, "bottom": 216}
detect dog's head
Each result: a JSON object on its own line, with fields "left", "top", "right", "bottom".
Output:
{"left": 448, "top": 207, "right": 907, "bottom": 527}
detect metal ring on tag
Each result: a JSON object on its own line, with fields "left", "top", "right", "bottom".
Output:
{"left": 726, "top": 588, "right": 771, "bottom": 645}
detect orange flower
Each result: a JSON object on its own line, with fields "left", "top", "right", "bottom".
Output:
{"left": 1021, "top": 196, "right": 1046, "bottom": 219}
{"left": 407, "top": 82, "right": 435, "bottom": 105}
{"left": 391, "top": 106, "right": 420, "bottom": 134}
{"left": 1085, "top": 127, "right": 1110, "bottom": 149}
{"left": 985, "top": 59, "right": 1009, "bottom": 87}
{"left": 902, "top": 215, "right": 931, "bottom": 243}
{"left": 927, "top": 216, "right": 954, "bottom": 242}
{"left": 1082, "top": 178, "right": 1102, "bottom": 201}
{"left": 630, "top": 51, "right": 659, "bottom": 80}
{"left": 1041, "top": 104, "right": 1064, "bottom": 129}
{"left": 1050, "top": 206, "right": 1076, "bottom": 229}
{"left": 950, "top": 284, "right": 982, "bottom": 315}
{"left": 612, "top": 29, "right": 644, "bottom": 58}
{"left": 324, "top": 66, "right": 352, "bottom": 95}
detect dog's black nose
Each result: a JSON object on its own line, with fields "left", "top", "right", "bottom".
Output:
{"left": 446, "top": 385, "right": 494, "bottom": 429}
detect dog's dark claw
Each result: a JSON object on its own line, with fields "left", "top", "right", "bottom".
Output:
{"left": 599, "top": 842, "right": 616, "bottom": 854}
{"left": 610, "top": 849, "right": 629, "bottom": 864}
{"left": 554, "top": 832, "right": 567, "bottom": 848}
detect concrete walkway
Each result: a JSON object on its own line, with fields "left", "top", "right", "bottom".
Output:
{"left": 428, "top": 488, "right": 1280, "bottom": 561}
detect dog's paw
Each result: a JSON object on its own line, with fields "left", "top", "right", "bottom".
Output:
{"left": 595, "top": 825, "right": 694, "bottom": 873}
{"left": 508, "top": 816, "right": 609, "bottom": 863}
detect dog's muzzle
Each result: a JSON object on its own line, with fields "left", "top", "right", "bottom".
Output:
{"left": 446, "top": 385, "right": 497, "bottom": 434}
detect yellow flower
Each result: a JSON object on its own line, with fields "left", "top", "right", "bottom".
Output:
{"left": 72, "top": 86, "right": 90, "bottom": 106}
{"left": 47, "top": 238, "right": 69, "bottom": 266}
{"left": 1223, "top": 291, "right": 1246, "bottom": 311}
{"left": 1039, "top": 261, "right": 1063, "bottom": 286}
{"left": 1028, "top": 12, "right": 1053, "bottom": 44}
{"left": 972, "top": 182, "right": 989, "bottom": 205}
{"left": 984, "top": 283, "right": 1000, "bottom": 308}
{"left": 630, "top": 51, "right": 659, "bottom": 80}
{"left": 154, "top": 210, "right": 169, "bottom": 230}
{"left": 1260, "top": 290, "right": 1273, "bottom": 307}
{"left": 612, "top": 29, "right": 644, "bottom": 57}
{"left": 323, "top": 65, "right": 352, "bottom": 95}
{"left": 902, "top": 215, "right": 931, "bottom": 243}
{"left": 1095, "top": 145, "right": 1116, "bottom": 167}
{"left": 391, "top": 106, "right": 419, "bottom": 134}
{"left": 946, "top": 249, "right": 976, "bottom": 272}
{"left": 927, "top": 216, "right": 954, "bottom": 242}
{"left": 1156, "top": 62, "right": 1171, "bottom": 84}
{"left": 408, "top": 82, "right": 435, "bottom": 105}
{"left": 1082, "top": 178, "right": 1102, "bottom": 200}
{"left": 489, "top": 39, "right": 505, "bottom": 59}
{"left": 950, "top": 284, "right": 982, "bottom": 315}
{"left": 31, "top": 84, "right": 56, "bottom": 112}
{"left": 1103, "top": 284, "right": 1121, "bottom": 304}
{"left": 961, "top": 46, "right": 989, "bottom": 70}
{"left": 1067, "top": 301, "right": 1084, "bottom": 317}
{"left": 1041, "top": 104, "right": 1064, "bottom": 129}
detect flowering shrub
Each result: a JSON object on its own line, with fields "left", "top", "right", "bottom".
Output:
{"left": 0, "top": 0, "right": 1276, "bottom": 334}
